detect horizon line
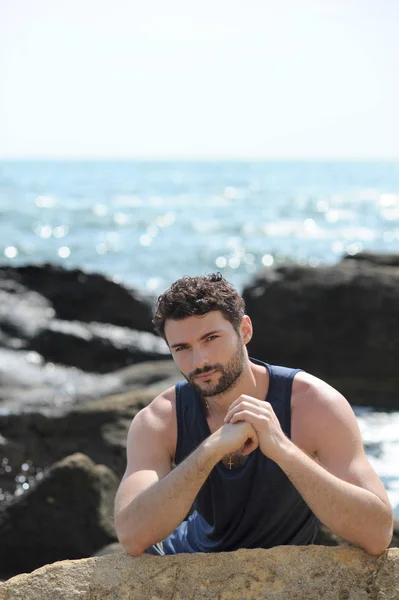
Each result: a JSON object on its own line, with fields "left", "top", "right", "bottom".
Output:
{"left": 1, "top": 156, "right": 398, "bottom": 163}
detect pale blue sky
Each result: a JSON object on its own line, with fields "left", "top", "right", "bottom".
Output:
{"left": 0, "top": 0, "right": 398, "bottom": 159}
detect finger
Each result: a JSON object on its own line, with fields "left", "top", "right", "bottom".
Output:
{"left": 241, "top": 440, "right": 259, "bottom": 456}
{"left": 225, "top": 402, "right": 268, "bottom": 423}
{"left": 241, "top": 437, "right": 259, "bottom": 456}
{"left": 226, "top": 394, "right": 257, "bottom": 415}
{"left": 225, "top": 397, "right": 270, "bottom": 417}
{"left": 230, "top": 412, "right": 274, "bottom": 439}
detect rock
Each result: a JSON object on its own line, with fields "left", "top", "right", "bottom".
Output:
{"left": 0, "top": 348, "right": 176, "bottom": 415}
{"left": 0, "top": 546, "right": 398, "bottom": 599}
{"left": 0, "top": 264, "right": 168, "bottom": 375}
{"left": 314, "top": 523, "right": 345, "bottom": 547}
{"left": 243, "top": 256, "right": 399, "bottom": 409}
{"left": 28, "top": 319, "right": 169, "bottom": 373}
{"left": 93, "top": 543, "right": 124, "bottom": 557}
{"left": 0, "top": 372, "right": 179, "bottom": 499}
{"left": 0, "top": 264, "right": 154, "bottom": 331}
{"left": 344, "top": 251, "right": 399, "bottom": 267}
{"left": 0, "top": 453, "right": 118, "bottom": 579}
{"left": 0, "top": 347, "right": 124, "bottom": 414}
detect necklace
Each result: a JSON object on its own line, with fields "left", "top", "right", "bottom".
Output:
{"left": 204, "top": 399, "right": 235, "bottom": 469}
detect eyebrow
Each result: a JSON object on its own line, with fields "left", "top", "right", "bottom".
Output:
{"left": 170, "top": 329, "right": 221, "bottom": 349}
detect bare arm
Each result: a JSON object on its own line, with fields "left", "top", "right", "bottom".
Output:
{"left": 225, "top": 374, "right": 393, "bottom": 556}
{"left": 114, "top": 390, "right": 258, "bottom": 556}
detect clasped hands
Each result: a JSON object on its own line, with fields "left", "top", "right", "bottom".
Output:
{"left": 224, "top": 394, "right": 289, "bottom": 462}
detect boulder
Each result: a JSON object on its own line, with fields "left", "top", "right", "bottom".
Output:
{"left": 0, "top": 264, "right": 154, "bottom": 331}
{"left": 0, "top": 340, "right": 175, "bottom": 413}
{"left": 1, "top": 546, "right": 398, "bottom": 599}
{"left": 0, "top": 360, "right": 180, "bottom": 499}
{"left": 0, "top": 264, "right": 168, "bottom": 374}
{"left": 28, "top": 319, "right": 169, "bottom": 373}
{"left": 0, "top": 347, "right": 124, "bottom": 414}
{"left": 0, "top": 385, "right": 160, "bottom": 500}
{"left": 0, "top": 453, "right": 118, "bottom": 579}
{"left": 243, "top": 254, "right": 399, "bottom": 409}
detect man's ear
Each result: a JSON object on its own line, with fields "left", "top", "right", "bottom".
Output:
{"left": 240, "top": 315, "right": 253, "bottom": 345}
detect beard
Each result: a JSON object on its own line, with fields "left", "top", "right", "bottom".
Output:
{"left": 185, "top": 339, "right": 245, "bottom": 398}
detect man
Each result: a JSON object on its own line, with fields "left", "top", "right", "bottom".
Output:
{"left": 114, "top": 273, "right": 393, "bottom": 556}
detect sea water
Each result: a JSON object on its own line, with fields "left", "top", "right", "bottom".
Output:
{"left": 0, "top": 159, "right": 398, "bottom": 516}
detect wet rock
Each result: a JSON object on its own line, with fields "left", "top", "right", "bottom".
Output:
{"left": 0, "top": 264, "right": 167, "bottom": 375}
{"left": 0, "top": 264, "right": 154, "bottom": 331}
{"left": 28, "top": 319, "right": 169, "bottom": 373}
{"left": 0, "top": 363, "right": 179, "bottom": 499}
{"left": 343, "top": 251, "right": 399, "bottom": 267}
{"left": 243, "top": 255, "right": 399, "bottom": 409}
{"left": 0, "top": 453, "right": 118, "bottom": 579}
{"left": 0, "top": 348, "right": 123, "bottom": 414}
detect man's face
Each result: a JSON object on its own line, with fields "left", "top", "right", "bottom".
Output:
{"left": 164, "top": 311, "right": 246, "bottom": 397}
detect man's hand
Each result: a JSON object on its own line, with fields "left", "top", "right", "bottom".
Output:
{"left": 224, "top": 395, "right": 289, "bottom": 461}
{"left": 208, "top": 420, "right": 259, "bottom": 460}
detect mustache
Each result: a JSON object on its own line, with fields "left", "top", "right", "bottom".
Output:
{"left": 189, "top": 365, "right": 221, "bottom": 379}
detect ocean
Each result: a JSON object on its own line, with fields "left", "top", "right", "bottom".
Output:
{"left": 0, "top": 159, "right": 398, "bottom": 516}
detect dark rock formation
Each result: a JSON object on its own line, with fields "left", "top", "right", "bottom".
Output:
{"left": 0, "top": 453, "right": 118, "bottom": 579}
{"left": 0, "top": 264, "right": 154, "bottom": 330}
{"left": 0, "top": 362, "right": 179, "bottom": 498}
{"left": 28, "top": 319, "right": 169, "bottom": 372}
{"left": 0, "top": 264, "right": 168, "bottom": 375}
{"left": 243, "top": 254, "right": 399, "bottom": 409}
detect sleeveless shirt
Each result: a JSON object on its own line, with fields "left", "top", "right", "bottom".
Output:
{"left": 160, "top": 360, "right": 319, "bottom": 554}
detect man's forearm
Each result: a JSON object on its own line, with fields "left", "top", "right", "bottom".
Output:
{"left": 276, "top": 441, "right": 393, "bottom": 555}
{"left": 116, "top": 436, "right": 222, "bottom": 556}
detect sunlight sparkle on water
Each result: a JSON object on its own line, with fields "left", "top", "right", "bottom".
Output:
{"left": 113, "top": 212, "right": 129, "bottom": 226}
{"left": 140, "top": 234, "right": 152, "bottom": 246}
{"left": 58, "top": 246, "right": 71, "bottom": 258}
{"left": 4, "top": 246, "right": 18, "bottom": 258}
{"left": 53, "top": 225, "right": 69, "bottom": 238}
{"left": 229, "top": 257, "right": 241, "bottom": 269}
{"left": 379, "top": 193, "right": 399, "bottom": 207}
{"left": 146, "top": 277, "right": 162, "bottom": 292}
{"left": 215, "top": 256, "right": 227, "bottom": 268}
{"left": 155, "top": 212, "right": 176, "bottom": 228}
{"left": 93, "top": 204, "right": 108, "bottom": 217}
{"left": 37, "top": 225, "right": 53, "bottom": 239}
{"left": 262, "top": 254, "right": 274, "bottom": 267}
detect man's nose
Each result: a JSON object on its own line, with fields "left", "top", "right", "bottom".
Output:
{"left": 192, "top": 346, "right": 209, "bottom": 371}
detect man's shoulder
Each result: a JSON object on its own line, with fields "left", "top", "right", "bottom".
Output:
{"left": 290, "top": 371, "right": 354, "bottom": 455}
{"left": 292, "top": 371, "right": 343, "bottom": 402}
{"left": 291, "top": 370, "right": 351, "bottom": 424}
{"left": 130, "top": 385, "right": 178, "bottom": 458}
{"left": 143, "top": 385, "right": 177, "bottom": 420}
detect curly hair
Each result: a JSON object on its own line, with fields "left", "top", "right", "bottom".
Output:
{"left": 153, "top": 273, "right": 245, "bottom": 340}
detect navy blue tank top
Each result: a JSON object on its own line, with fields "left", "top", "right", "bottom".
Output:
{"left": 161, "top": 360, "right": 319, "bottom": 554}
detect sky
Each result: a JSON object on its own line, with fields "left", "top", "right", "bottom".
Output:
{"left": 0, "top": 0, "right": 398, "bottom": 160}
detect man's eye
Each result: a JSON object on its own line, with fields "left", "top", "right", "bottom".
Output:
{"left": 175, "top": 346, "right": 186, "bottom": 352}
{"left": 207, "top": 335, "right": 218, "bottom": 342}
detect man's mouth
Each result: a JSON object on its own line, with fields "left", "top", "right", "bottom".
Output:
{"left": 194, "top": 369, "right": 217, "bottom": 381}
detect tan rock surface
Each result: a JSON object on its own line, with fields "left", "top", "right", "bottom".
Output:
{"left": 1, "top": 546, "right": 398, "bottom": 600}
